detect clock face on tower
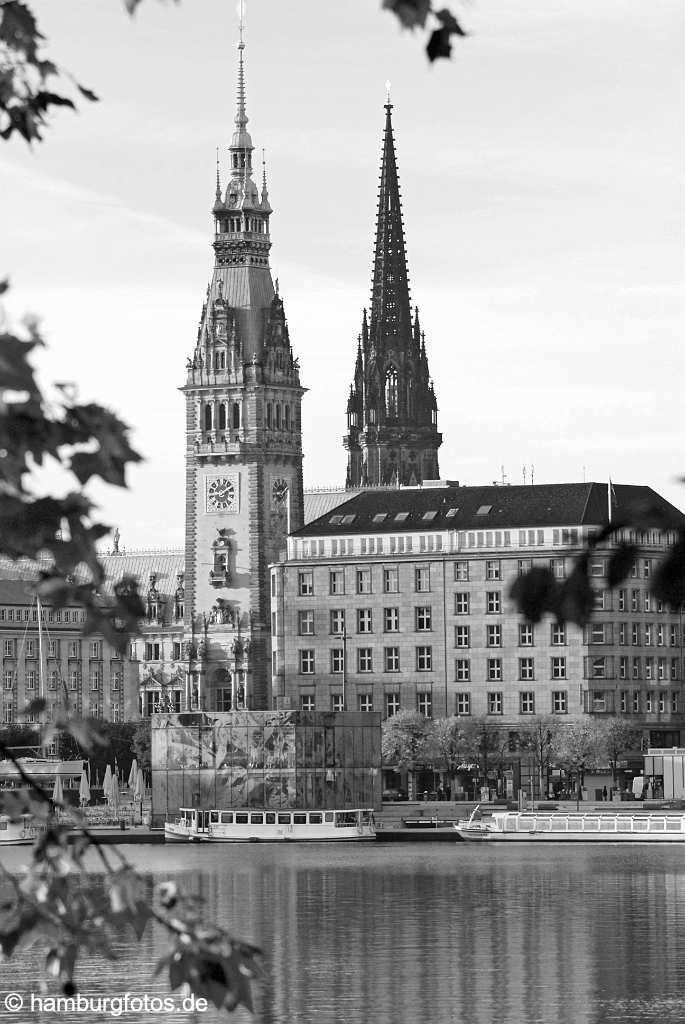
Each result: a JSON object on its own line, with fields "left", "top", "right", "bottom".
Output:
{"left": 271, "top": 478, "right": 289, "bottom": 509}
{"left": 206, "top": 476, "right": 237, "bottom": 513}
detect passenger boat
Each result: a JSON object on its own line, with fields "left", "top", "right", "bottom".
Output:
{"left": 164, "top": 807, "right": 376, "bottom": 843}
{"left": 0, "top": 813, "right": 45, "bottom": 846}
{"left": 454, "top": 808, "right": 685, "bottom": 843}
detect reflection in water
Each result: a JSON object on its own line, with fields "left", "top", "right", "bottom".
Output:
{"left": 2, "top": 845, "right": 685, "bottom": 1023}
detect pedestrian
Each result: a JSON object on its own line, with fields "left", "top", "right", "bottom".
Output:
{"left": 602, "top": 785, "right": 608, "bottom": 801}
{"left": 437, "top": 783, "right": 444, "bottom": 802}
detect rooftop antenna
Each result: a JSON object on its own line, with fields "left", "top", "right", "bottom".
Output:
{"left": 522, "top": 466, "right": 527, "bottom": 486}
{"left": 531, "top": 464, "right": 535, "bottom": 485}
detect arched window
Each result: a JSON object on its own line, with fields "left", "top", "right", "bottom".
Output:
{"left": 267, "top": 403, "right": 272, "bottom": 428}
{"left": 218, "top": 404, "right": 227, "bottom": 431}
{"left": 385, "top": 366, "right": 398, "bottom": 418}
{"left": 284, "top": 405, "right": 290, "bottom": 430}
{"left": 276, "top": 404, "right": 281, "bottom": 429}
{"left": 204, "top": 404, "right": 213, "bottom": 431}
{"left": 232, "top": 402, "right": 240, "bottom": 429}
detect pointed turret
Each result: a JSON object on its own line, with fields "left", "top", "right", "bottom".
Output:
{"left": 343, "top": 96, "right": 442, "bottom": 488}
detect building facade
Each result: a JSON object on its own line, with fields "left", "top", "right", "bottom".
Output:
{"left": 270, "top": 483, "right": 685, "bottom": 747}
{"left": 343, "top": 99, "right": 442, "bottom": 489}
{"left": 180, "top": 33, "right": 304, "bottom": 712}
{"left": 0, "top": 575, "right": 138, "bottom": 730}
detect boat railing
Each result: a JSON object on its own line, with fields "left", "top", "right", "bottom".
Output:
{"left": 498, "top": 812, "right": 685, "bottom": 834}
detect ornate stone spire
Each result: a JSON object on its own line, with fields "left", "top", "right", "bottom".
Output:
{"left": 343, "top": 96, "right": 442, "bottom": 489}
{"left": 369, "top": 98, "right": 412, "bottom": 353}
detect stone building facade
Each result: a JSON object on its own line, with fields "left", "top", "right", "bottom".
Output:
{"left": 270, "top": 483, "right": 685, "bottom": 747}
{"left": 0, "top": 573, "right": 138, "bottom": 731}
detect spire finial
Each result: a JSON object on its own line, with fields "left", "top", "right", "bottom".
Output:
{"left": 215, "top": 146, "right": 221, "bottom": 201}
{"left": 385, "top": 79, "right": 392, "bottom": 108}
{"left": 238, "top": 0, "right": 245, "bottom": 47}
{"left": 235, "top": 0, "right": 248, "bottom": 132}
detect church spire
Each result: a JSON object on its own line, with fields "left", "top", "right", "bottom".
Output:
{"left": 343, "top": 94, "right": 442, "bottom": 489}
{"left": 369, "top": 97, "right": 412, "bottom": 348}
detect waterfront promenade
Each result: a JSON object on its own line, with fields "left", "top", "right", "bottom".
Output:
{"left": 54, "top": 797, "right": 674, "bottom": 844}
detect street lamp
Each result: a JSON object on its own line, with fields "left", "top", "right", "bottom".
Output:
{"left": 342, "top": 625, "right": 347, "bottom": 712}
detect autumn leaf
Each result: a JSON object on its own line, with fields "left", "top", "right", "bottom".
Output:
{"left": 383, "top": 0, "right": 431, "bottom": 30}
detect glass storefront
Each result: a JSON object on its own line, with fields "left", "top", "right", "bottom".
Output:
{"left": 151, "top": 710, "right": 381, "bottom": 826}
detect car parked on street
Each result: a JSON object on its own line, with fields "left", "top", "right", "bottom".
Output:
{"left": 382, "top": 787, "right": 408, "bottom": 801}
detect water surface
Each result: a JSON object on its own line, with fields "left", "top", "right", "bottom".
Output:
{"left": 2, "top": 842, "right": 685, "bottom": 1023}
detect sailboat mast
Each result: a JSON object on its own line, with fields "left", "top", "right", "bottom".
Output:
{"left": 36, "top": 595, "right": 44, "bottom": 703}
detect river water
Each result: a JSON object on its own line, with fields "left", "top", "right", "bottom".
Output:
{"left": 2, "top": 841, "right": 685, "bottom": 1024}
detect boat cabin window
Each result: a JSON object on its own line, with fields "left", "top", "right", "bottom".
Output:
{"left": 0, "top": 819, "right": 7, "bottom": 831}
{"left": 335, "top": 812, "right": 358, "bottom": 826}
{"left": 324, "top": 812, "right": 334, "bottom": 823}
{"left": 309, "top": 813, "right": 322, "bottom": 824}
{"left": 220, "top": 812, "right": 233, "bottom": 824}
{"left": 210, "top": 811, "right": 220, "bottom": 824}
{"left": 235, "top": 813, "right": 248, "bottom": 824}
{"left": 293, "top": 813, "right": 307, "bottom": 825}
{"left": 277, "top": 813, "right": 291, "bottom": 825}
{"left": 250, "top": 813, "right": 264, "bottom": 824}
{"left": 265, "top": 813, "right": 276, "bottom": 824}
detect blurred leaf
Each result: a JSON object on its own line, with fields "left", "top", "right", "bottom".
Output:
{"left": 651, "top": 537, "right": 685, "bottom": 608}
{"left": 509, "top": 567, "right": 557, "bottom": 624}
{"left": 556, "top": 557, "right": 595, "bottom": 627}
{"left": 607, "top": 542, "right": 639, "bottom": 588}
{"left": 382, "top": 0, "right": 431, "bottom": 30}
{"left": 426, "top": 26, "right": 453, "bottom": 61}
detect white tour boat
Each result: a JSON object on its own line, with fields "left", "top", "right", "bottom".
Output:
{"left": 165, "top": 807, "right": 376, "bottom": 843}
{"left": 455, "top": 807, "right": 685, "bottom": 843}
{"left": 0, "top": 813, "right": 45, "bottom": 846}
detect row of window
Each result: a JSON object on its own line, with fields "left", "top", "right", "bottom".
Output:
{"left": 298, "top": 646, "right": 437, "bottom": 674}
{"left": 138, "top": 641, "right": 185, "bottom": 662}
{"left": 2, "top": 639, "right": 105, "bottom": 659}
{"left": 295, "top": 690, "right": 572, "bottom": 716}
{"left": 0, "top": 702, "right": 121, "bottom": 723}
{"left": 297, "top": 647, "right": 683, "bottom": 681}
{"left": 296, "top": 566, "right": 433, "bottom": 596}
{"left": 290, "top": 551, "right": 677, "bottom": 591}
{"left": 3, "top": 670, "right": 122, "bottom": 690}
{"left": 602, "top": 623, "right": 680, "bottom": 646}
{"left": 296, "top": 687, "right": 683, "bottom": 718}
{"left": 0, "top": 608, "right": 85, "bottom": 624}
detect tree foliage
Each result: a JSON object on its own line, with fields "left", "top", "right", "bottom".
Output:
{"left": 552, "top": 720, "right": 605, "bottom": 785}
{"left": 0, "top": 0, "right": 468, "bottom": 153}
{"left": 383, "top": 1, "right": 467, "bottom": 62}
{"left": 0, "top": 287, "right": 145, "bottom": 651}
{"left": 381, "top": 710, "right": 432, "bottom": 769}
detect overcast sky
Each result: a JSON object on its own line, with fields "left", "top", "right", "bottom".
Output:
{"left": 3, "top": 0, "right": 684, "bottom": 549}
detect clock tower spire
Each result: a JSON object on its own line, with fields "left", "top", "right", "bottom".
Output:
{"left": 181, "top": 24, "right": 305, "bottom": 712}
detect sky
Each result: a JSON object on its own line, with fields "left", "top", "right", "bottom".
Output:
{"left": 2, "top": 0, "right": 684, "bottom": 550}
